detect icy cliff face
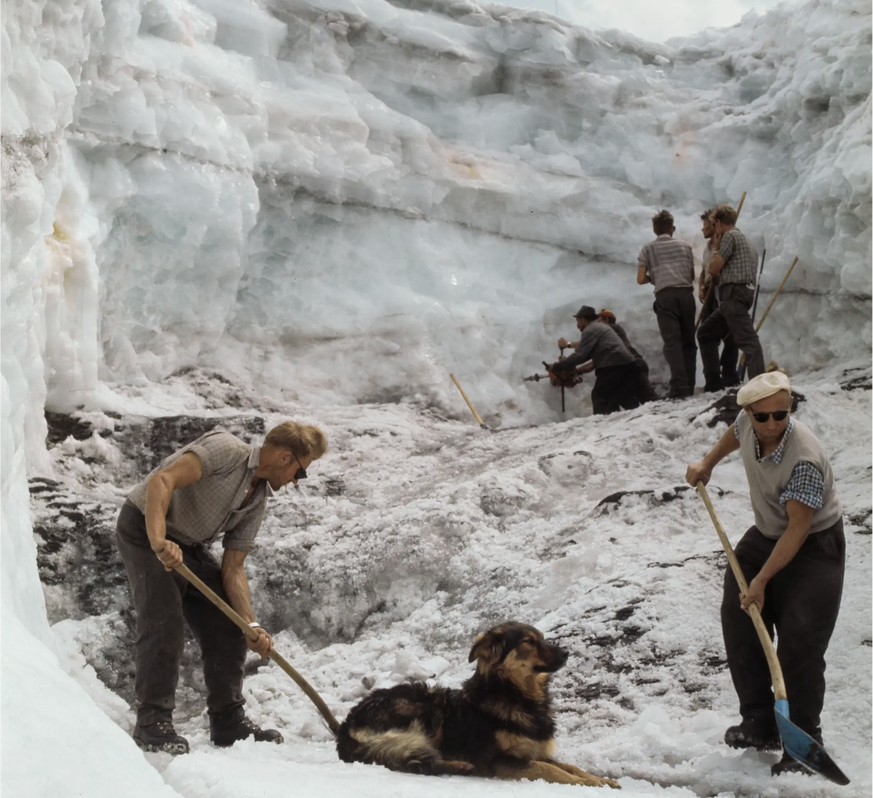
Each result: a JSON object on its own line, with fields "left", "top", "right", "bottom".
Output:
{"left": 3, "top": 0, "right": 871, "bottom": 448}
{"left": 1, "top": 2, "right": 870, "bottom": 795}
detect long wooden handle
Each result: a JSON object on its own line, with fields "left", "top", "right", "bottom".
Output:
{"left": 175, "top": 563, "right": 340, "bottom": 733}
{"left": 755, "top": 255, "right": 799, "bottom": 333}
{"left": 695, "top": 483, "right": 787, "bottom": 701}
{"left": 450, "top": 373, "right": 487, "bottom": 428}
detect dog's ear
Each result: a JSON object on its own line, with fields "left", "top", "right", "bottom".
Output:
{"left": 469, "top": 629, "right": 504, "bottom": 670}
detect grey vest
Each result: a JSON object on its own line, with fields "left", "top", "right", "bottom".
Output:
{"left": 738, "top": 414, "right": 842, "bottom": 539}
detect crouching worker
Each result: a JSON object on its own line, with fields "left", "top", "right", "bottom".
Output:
{"left": 552, "top": 305, "right": 640, "bottom": 415}
{"left": 598, "top": 308, "right": 659, "bottom": 403}
{"left": 685, "top": 372, "right": 844, "bottom": 777}
{"left": 117, "top": 422, "right": 328, "bottom": 754}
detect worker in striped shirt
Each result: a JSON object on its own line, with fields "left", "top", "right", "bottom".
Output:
{"left": 637, "top": 210, "right": 698, "bottom": 399}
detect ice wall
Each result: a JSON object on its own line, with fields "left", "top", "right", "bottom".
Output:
{"left": 5, "top": 0, "right": 870, "bottom": 428}
{"left": 0, "top": 0, "right": 869, "bottom": 793}
{"left": 0, "top": 1, "right": 177, "bottom": 794}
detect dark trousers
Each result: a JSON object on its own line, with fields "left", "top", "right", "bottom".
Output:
{"left": 699, "top": 288, "right": 740, "bottom": 385}
{"left": 633, "top": 358, "right": 659, "bottom": 403}
{"left": 699, "top": 284, "right": 765, "bottom": 386}
{"left": 653, "top": 287, "right": 697, "bottom": 395}
{"left": 591, "top": 363, "right": 640, "bottom": 415}
{"left": 721, "top": 520, "right": 845, "bottom": 738}
{"left": 116, "top": 502, "right": 247, "bottom": 727}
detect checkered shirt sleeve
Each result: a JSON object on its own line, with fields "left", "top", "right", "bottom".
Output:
{"left": 718, "top": 229, "right": 758, "bottom": 285}
{"left": 780, "top": 461, "right": 825, "bottom": 509}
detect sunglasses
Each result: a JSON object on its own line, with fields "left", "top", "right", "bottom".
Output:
{"left": 292, "top": 452, "right": 307, "bottom": 481}
{"left": 750, "top": 409, "right": 789, "bottom": 423}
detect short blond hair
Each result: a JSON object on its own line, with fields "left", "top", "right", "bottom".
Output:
{"left": 264, "top": 422, "right": 328, "bottom": 460}
{"left": 712, "top": 204, "right": 738, "bottom": 226}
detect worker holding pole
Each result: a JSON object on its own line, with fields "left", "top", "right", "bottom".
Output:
{"left": 698, "top": 204, "right": 766, "bottom": 389}
{"left": 685, "top": 372, "right": 845, "bottom": 777}
{"left": 697, "top": 208, "right": 740, "bottom": 388}
{"left": 116, "top": 423, "right": 328, "bottom": 754}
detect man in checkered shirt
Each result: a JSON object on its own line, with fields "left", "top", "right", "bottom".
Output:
{"left": 686, "top": 372, "right": 844, "bottom": 778}
{"left": 697, "top": 204, "right": 765, "bottom": 388}
{"left": 637, "top": 209, "right": 697, "bottom": 399}
{"left": 116, "top": 421, "right": 328, "bottom": 754}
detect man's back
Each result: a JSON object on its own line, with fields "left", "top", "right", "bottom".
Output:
{"left": 638, "top": 235, "right": 694, "bottom": 291}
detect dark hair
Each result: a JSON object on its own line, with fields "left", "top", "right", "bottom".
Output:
{"left": 700, "top": 208, "right": 715, "bottom": 221}
{"left": 652, "top": 210, "right": 674, "bottom": 235}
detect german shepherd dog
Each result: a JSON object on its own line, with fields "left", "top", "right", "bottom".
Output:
{"left": 336, "top": 622, "right": 620, "bottom": 789}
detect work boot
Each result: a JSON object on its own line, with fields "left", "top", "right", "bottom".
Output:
{"left": 724, "top": 720, "right": 781, "bottom": 751}
{"left": 133, "top": 720, "right": 189, "bottom": 755}
{"left": 703, "top": 379, "right": 725, "bottom": 393}
{"left": 210, "top": 716, "right": 283, "bottom": 748}
{"left": 771, "top": 752, "right": 810, "bottom": 777}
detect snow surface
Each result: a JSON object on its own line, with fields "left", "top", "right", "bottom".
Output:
{"left": 1, "top": 0, "right": 870, "bottom": 796}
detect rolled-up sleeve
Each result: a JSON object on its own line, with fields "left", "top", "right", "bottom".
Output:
{"left": 222, "top": 501, "right": 266, "bottom": 551}
{"left": 780, "top": 461, "right": 825, "bottom": 510}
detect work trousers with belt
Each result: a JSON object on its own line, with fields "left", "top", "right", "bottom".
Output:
{"left": 699, "top": 285, "right": 739, "bottom": 384}
{"left": 721, "top": 519, "right": 845, "bottom": 738}
{"left": 653, "top": 286, "right": 697, "bottom": 396}
{"left": 698, "top": 283, "right": 765, "bottom": 385}
{"left": 116, "top": 501, "right": 247, "bottom": 727}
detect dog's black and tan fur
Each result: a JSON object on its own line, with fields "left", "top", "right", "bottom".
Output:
{"left": 336, "top": 622, "right": 619, "bottom": 789}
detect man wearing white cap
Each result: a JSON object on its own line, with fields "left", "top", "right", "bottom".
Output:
{"left": 686, "top": 372, "right": 844, "bottom": 777}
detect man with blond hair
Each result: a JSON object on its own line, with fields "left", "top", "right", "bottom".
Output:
{"left": 698, "top": 204, "right": 764, "bottom": 387}
{"left": 637, "top": 209, "right": 697, "bottom": 399}
{"left": 686, "top": 373, "right": 844, "bottom": 777}
{"left": 117, "top": 421, "right": 328, "bottom": 754}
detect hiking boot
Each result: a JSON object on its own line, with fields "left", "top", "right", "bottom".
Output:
{"left": 210, "top": 716, "right": 283, "bottom": 748}
{"left": 771, "top": 752, "right": 810, "bottom": 777}
{"left": 724, "top": 720, "right": 781, "bottom": 751}
{"left": 133, "top": 721, "right": 189, "bottom": 755}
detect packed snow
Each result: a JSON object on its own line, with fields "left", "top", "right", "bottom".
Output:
{"left": 1, "top": 0, "right": 870, "bottom": 797}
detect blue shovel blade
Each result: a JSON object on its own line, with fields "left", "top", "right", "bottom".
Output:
{"left": 774, "top": 699, "right": 850, "bottom": 785}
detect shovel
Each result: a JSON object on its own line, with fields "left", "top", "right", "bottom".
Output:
{"left": 175, "top": 563, "right": 340, "bottom": 734}
{"left": 695, "top": 483, "right": 850, "bottom": 785}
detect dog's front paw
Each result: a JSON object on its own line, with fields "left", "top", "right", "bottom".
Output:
{"left": 599, "top": 776, "right": 621, "bottom": 789}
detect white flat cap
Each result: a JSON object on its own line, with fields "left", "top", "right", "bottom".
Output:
{"left": 736, "top": 371, "right": 791, "bottom": 406}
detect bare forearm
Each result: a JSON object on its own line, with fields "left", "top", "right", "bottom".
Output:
{"left": 710, "top": 255, "right": 724, "bottom": 276}
{"left": 686, "top": 426, "right": 740, "bottom": 486}
{"left": 758, "top": 525, "right": 809, "bottom": 583}
{"left": 223, "top": 566, "right": 256, "bottom": 623}
{"left": 702, "top": 427, "right": 741, "bottom": 471}
{"left": 144, "top": 475, "right": 173, "bottom": 548}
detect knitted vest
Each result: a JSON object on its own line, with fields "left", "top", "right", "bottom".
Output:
{"left": 738, "top": 415, "right": 842, "bottom": 540}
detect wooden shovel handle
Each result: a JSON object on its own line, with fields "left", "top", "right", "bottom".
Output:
{"left": 695, "top": 483, "right": 787, "bottom": 701}
{"left": 175, "top": 563, "right": 340, "bottom": 733}
{"left": 450, "top": 373, "right": 488, "bottom": 429}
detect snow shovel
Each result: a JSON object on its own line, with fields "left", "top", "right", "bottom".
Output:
{"left": 695, "top": 483, "right": 850, "bottom": 785}
{"left": 175, "top": 563, "right": 340, "bottom": 734}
